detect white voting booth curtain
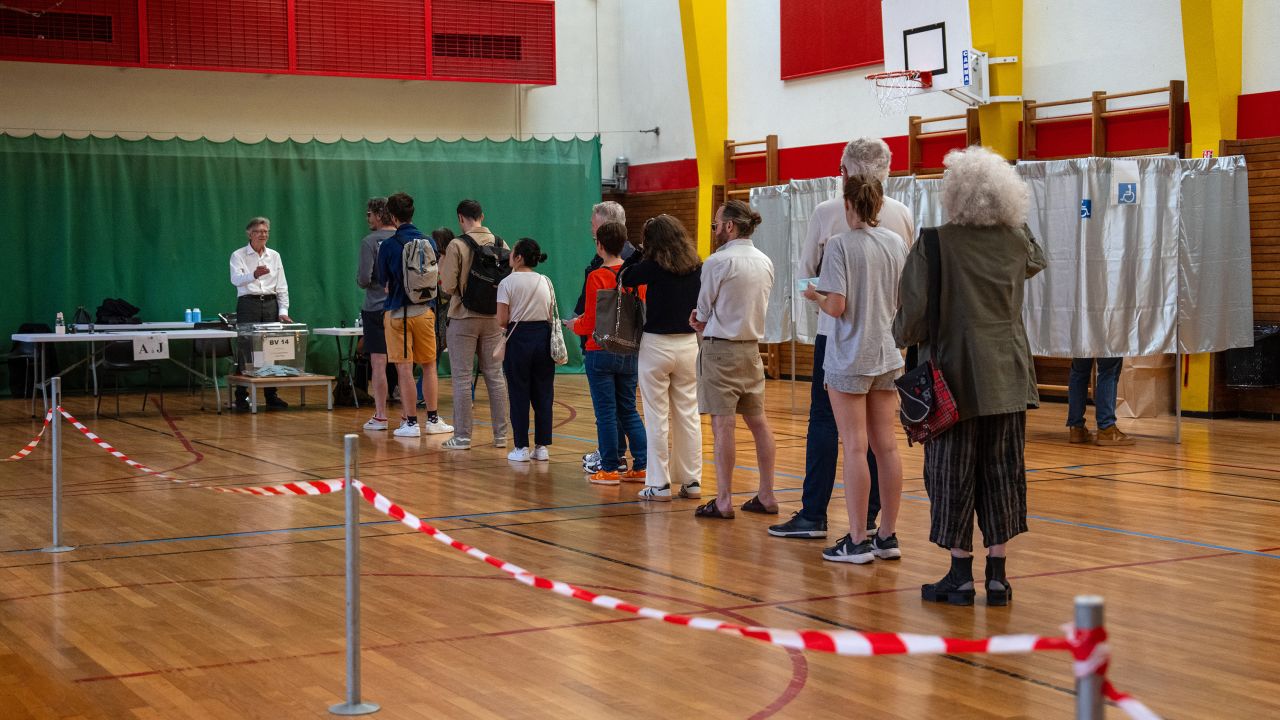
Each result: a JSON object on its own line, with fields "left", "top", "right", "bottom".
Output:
{"left": 1177, "top": 155, "right": 1254, "bottom": 354}
{"left": 749, "top": 159, "right": 1251, "bottom": 356}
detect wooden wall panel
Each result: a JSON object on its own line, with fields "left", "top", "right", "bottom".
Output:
{"left": 602, "top": 188, "right": 698, "bottom": 250}
{"left": 1222, "top": 136, "right": 1280, "bottom": 323}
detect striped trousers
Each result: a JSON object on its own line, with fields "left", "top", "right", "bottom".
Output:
{"left": 922, "top": 411, "right": 1028, "bottom": 552}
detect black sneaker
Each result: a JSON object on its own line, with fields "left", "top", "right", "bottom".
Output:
{"left": 767, "top": 512, "right": 828, "bottom": 539}
{"left": 821, "top": 534, "right": 875, "bottom": 564}
{"left": 265, "top": 394, "right": 289, "bottom": 409}
{"left": 871, "top": 533, "right": 902, "bottom": 560}
{"left": 234, "top": 397, "right": 251, "bottom": 412}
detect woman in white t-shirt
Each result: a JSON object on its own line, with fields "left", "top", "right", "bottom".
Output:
{"left": 802, "top": 175, "right": 907, "bottom": 566}
{"left": 495, "top": 238, "right": 557, "bottom": 462}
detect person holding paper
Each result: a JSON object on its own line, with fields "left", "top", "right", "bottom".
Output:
{"left": 230, "top": 216, "right": 292, "bottom": 411}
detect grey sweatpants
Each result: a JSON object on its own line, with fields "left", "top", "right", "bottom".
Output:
{"left": 445, "top": 316, "right": 510, "bottom": 441}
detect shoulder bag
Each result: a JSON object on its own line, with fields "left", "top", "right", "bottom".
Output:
{"left": 546, "top": 276, "right": 569, "bottom": 365}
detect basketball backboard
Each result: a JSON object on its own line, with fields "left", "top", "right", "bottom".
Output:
{"left": 881, "top": 0, "right": 973, "bottom": 92}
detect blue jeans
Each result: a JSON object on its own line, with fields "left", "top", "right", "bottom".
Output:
{"left": 799, "top": 334, "right": 880, "bottom": 524}
{"left": 1068, "top": 357, "right": 1122, "bottom": 430}
{"left": 585, "top": 350, "right": 647, "bottom": 472}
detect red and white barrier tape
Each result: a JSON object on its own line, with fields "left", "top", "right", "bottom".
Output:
{"left": 1069, "top": 626, "right": 1161, "bottom": 720}
{"left": 213, "top": 479, "right": 345, "bottom": 496}
{"left": 3, "top": 410, "right": 52, "bottom": 461}
{"left": 58, "top": 408, "right": 191, "bottom": 485}
{"left": 352, "top": 478, "right": 1157, "bottom": 717}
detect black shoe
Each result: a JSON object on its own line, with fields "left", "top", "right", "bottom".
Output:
{"left": 234, "top": 398, "right": 251, "bottom": 412}
{"left": 821, "top": 534, "right": 875, "bottom": 564}
{"left": 871, "top": 533, "right": 902, "bottom": 560}
{"left": 265, "top": 394, "right": 289, "bottom": 409}
{"left": 768, "top": 512, "right": 828, "bottom": 538}
{"left": 922, "top": 556, "right": 976, "bottom": 606}
{"left": 985, "top": 556, "right": 1013, "bottom": 606}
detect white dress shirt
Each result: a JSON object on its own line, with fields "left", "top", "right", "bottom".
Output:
{"left": 695, "top": 238, "right": 775, "bottom": 341}
{"left": 800, "top": 195, "right": 913, "bottom": 336}
{"left": 229, "top": 244, "right": 290, "bottom": 315}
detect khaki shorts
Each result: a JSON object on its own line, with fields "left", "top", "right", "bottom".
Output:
{"left": 825, "top": 367, "right": 902, "bottom": 395}
{"left": 697, "top": 338, "right": 765, "bottom": 416}
{"left": 385, "top": 307, "right": 437, "bottom": 364}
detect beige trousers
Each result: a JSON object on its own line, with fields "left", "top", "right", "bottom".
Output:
{"left": 638, "top": 332, "right": 703, "bottom": 489}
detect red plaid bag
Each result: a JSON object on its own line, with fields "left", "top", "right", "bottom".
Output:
{"left": 894, "top": 227, "right": 958, "bottom": 445}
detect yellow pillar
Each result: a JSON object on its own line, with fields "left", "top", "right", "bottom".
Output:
{"left": 968, "top": 0, "right": 1023, "bottom": 160}
{"left": 1180, "top": 0, "right": 1243, "bottom": 412}
{"left": 679, "top": 0, "right": 727, "bottom": 257}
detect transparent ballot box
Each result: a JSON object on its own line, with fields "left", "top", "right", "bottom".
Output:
{"left": 236, "top": 322, "right": 309, "bottom": 374}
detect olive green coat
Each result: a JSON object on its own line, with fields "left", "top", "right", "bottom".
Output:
{"left": 892, "top": 223, "right": 1047, "bottom": 420}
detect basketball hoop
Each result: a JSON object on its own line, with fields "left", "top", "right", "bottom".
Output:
{"left": 865, "top": 70, "right": 933, "bottom": 116}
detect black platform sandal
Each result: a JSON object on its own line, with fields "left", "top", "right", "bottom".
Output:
{"left": 921, "top": 555, "right": 976, "bottom": 606}
{"left": 985, "top": 556, "right": 1013, "bottom": 607}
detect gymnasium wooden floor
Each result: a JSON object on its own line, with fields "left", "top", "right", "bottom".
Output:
{"left": 1, "top": 376, "right": 1277, "bottom": 719}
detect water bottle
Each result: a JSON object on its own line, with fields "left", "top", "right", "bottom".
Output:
{"left": 55, "top": 312, "right": 66, "bottom": 335}
{"left": 193, "top": 307, "right": 202, "bottom": 323}
{"left": 184, "top": 308, "right": 193, "bottom": 323}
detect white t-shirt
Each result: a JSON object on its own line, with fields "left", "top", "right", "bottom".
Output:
{"left": 800, "top": 195, "right": 913, "bottom": 336}
{"left": 496, "top": 271, "right": 555, "bottom": 322}
{"left": 816, "top": 226, "right": 908, "bottom": 378}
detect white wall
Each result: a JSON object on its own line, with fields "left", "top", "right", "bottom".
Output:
{"left": 1243, "top": 0, "right": 1280, "bottom": 94}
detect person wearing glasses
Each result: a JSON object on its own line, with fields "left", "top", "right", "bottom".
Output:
{"left": 355, "top": 197, "right": 397, "bottom": 430}
{"left": 230, "top": 216, "right": 292, "bottom": 411}
{"left": 688, "top": 200, "right": 778, "bottom": 519}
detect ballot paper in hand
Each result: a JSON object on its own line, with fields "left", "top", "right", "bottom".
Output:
{"left": 796, "top": 277, "right": 820, "bottom": 296}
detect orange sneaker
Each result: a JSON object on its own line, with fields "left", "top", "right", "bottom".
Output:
{"left": 622, "top": 468, "right": 647, "bottom": 482}
{"left": 588, "top": 470, "right": 622, "bottom": 485}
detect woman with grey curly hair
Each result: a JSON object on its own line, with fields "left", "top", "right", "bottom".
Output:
{"left": 893, "top": 146, "right": 1046, "bottom": 607}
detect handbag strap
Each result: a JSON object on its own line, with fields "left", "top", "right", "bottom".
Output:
{"left": 922, "top": 227, "right": 943, "bottom": 355}
{"left": 544, "top": 274, "right": 559, "bottom": 323}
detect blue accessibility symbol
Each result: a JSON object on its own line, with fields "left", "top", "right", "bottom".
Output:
{"left": 1117, "top": 183, "right": 1137, "bottom": 204}
{"left": 1080, "top": 199, "right": 1092, "bottom": 219}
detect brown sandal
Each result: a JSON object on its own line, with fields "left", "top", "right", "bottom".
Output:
{"left": 740, "top": 496, "right": 779, "bottom": 515}
{"left": 694, "top": 499, "right": 735, "bottom": 519}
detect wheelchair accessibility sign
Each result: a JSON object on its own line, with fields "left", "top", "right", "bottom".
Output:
{"left": 1080, "top": 199, "right": 1092, "bottom": 219}
{"left": 1112, "top": 160, "right": 1140, "bottom": 206}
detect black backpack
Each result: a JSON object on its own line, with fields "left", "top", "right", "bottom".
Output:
{"left": 457, "top": 234, "right": 511, "bottom": 315}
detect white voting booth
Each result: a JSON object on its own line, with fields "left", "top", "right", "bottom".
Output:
{"left": 748, "top": 156, "right": 1254, "bottom": 439}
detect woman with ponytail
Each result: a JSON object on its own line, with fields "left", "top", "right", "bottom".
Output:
{"left": 495, "top": 238, "right": 557, "bottom": 463}
{"left": 802, "top": 174, "right": 907, "bottom": 565}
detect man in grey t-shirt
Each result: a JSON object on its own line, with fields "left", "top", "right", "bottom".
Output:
{"left": 356, "top": 197, "right": 396, "bottom": 430}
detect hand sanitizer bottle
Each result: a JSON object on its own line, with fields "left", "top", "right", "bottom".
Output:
{"left": 55, "top": 312, "right": 66, "bottom": 335}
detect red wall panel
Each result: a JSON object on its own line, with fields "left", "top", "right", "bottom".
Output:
{"left": 145, "top": 0, "right": 289, "bottom": 71}
{"left": 780, "top": 0, "right": 883, "bottom": 80}
{"left": 0, "top": 0, "right": 138, "bottom": 64}
{"left": 295, "top": 0, "right": 426, "bottom": 76}
{"left": 430, "top": 0, "right": 555, "bottom": 84}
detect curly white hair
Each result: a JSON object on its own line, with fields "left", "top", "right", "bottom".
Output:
{"left": 841, "top": 138, "right": 892, "bottom": 183}
{"left": 941, "top": 146, "right": 1029, "bottom": 227}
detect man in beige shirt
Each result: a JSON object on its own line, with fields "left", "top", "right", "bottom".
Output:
{"left": 688, "top": 200, "right": 778, "bottom": 520}
{"left": 438, "top": 199, "right": 510, "bottom": 450}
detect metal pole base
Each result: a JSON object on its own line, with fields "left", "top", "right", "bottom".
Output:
{"left": 329, "top": 701, "right": 379, "bottom": 716}
{"left": 40, "top": 545, "right": 75, "bottom": 554}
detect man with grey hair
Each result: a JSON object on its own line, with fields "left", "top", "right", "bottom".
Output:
{"left": 768, "top": 137, "right": 913, "bottom": 540}
{"left": 575, "top": 200, "right": 638, "bottom": 473}
{"left": 230, "top": 216, "right": 293, "bottom": 411}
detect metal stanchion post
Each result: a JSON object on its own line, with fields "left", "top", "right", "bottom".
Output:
{"left": 42, "top": 377, "right": 74, "bottom": 554}
{"left": 1074, "top": 595, "right": 1105, "bottom": 720}
{"left": 330, "top": 434, "right": 379, "bottom": 716}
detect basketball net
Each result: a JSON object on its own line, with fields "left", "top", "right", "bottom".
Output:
{"left": 865, "top": 70, "right": 932, "bottom": 116}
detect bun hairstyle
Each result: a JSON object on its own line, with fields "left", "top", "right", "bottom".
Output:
{"left": 512, "top": 237, "right": 548, "bottom": 268}
{"left": 720, "top": 199, "right": 763, "bottom": 237}
{"left": 842, "top": 174, "right": 883, "bottom": 227}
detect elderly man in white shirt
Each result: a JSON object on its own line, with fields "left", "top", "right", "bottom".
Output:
{"left": 229, "top": 216, "right": 293, "bottom": 410}
{"left": 688, "top": 200, "right": 779, "bottom": 519}
{"left": 769, "top": 137, "right": 914, "bottom": 541}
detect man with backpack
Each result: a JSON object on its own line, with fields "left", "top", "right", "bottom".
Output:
{"left": 375, "top": 192, "right": 453, "bottom": 438}
{"left": 438, "top": 199, "right": 511, "bottom": 450}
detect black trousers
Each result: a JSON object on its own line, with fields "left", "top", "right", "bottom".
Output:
{"left": 235, "top": 294, "right": 280, "bottom": 399}
{"left": 503, "top": 322, "right": 555, "bottom": 449}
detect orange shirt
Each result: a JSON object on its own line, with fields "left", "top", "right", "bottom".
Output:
{"left": 572, "top": 264, "right": 645, "bottom": 351}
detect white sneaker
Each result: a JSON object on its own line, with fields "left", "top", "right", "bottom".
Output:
{"left": 507, "top": 447, "right": 532, "bottom": 462}
{"left": 441, "top": 436, "right": 471, "bottom": 450}
{"left": 393, "top": 419, "right": 421, "bottom": 438}
{"left": 362, "top": 416, "right": 388, "bottom": 431}
{"left": 532, "top": 445, "right": 549, "bottom": 461}
{"left": 422, "top": 417, "right": 454, "bottom": 435}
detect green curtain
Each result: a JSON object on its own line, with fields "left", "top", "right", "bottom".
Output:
{"left": 0, "top": 133, "right": 600, "bottom": 393}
